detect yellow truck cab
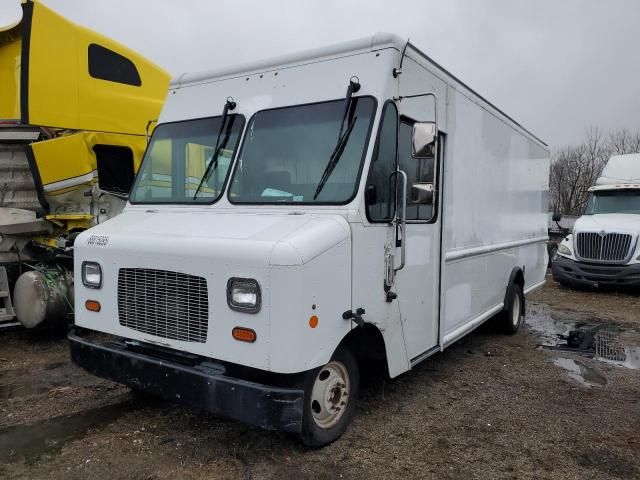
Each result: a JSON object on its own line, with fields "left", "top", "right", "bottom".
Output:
{"left": 0, "top": 0, "right": 170, "bottom": 328}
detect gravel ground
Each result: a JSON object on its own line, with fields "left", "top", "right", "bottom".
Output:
{"left": 0, "top": 276, "right": 639, "bottom": 480}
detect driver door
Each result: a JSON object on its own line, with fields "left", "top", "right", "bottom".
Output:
{"left": 393, "top": 105, "right": 443, "bottom": 363}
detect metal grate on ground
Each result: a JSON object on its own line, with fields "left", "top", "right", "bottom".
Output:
{"left": 594, "top": 330, "right": 626, "bottom": 363}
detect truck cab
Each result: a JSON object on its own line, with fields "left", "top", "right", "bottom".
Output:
{"left": 553, "top": 154, "right": 640, "bottom": 288}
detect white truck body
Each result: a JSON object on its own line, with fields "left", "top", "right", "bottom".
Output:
{"left": 554, "top": 154, "right": 640, "bottom": 288}
{"left": 70, "top": 33, "right": 550, "bottom": 443}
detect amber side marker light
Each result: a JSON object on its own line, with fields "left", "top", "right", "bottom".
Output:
{"left": 232, "top": 327, "right": 256, "bottom": 343}
{"left": 85, "top": 300, "right": 101, "bottom": 312}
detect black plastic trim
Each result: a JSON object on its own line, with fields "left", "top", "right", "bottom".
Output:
{"left": 552, "top": 256, "right": 640, "bottom": 288}
{"left": 68, "top": 330, "right": 304, "bottom": 432}
{"left": 19, "top": 1, "right": 34, "bottom": 125}
{"left": 227, "top": 96, "right": 378, "bottom": 206}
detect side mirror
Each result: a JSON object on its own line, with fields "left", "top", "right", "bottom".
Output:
{"left": 412, "top": 122, "right": 437, "bottom": 159}
{"left": 411, "top": 182, "right": 434, "bottom": 205}
{"left": 552, "top": 212, "right": 562, "bottom": 222}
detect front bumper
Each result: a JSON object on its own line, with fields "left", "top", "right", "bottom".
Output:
{"left": 551, "top": 256, "right": 640, "bottom": 288}
{"left": 69, "top": 330, "right": 304, "bottom": 432}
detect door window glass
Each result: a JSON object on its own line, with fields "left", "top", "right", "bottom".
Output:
{"left": 366, "top": 102, "right": 398, "bottom": 222}
{"left": 399, "top": 119, "right": 436, "bottom": 221}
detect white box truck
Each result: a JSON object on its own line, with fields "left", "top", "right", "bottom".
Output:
{"left": 553, "top": 153, "right": 640, "bottom": 288}
{"left": 69, "top": 33, "right": 550, "bottom": 446}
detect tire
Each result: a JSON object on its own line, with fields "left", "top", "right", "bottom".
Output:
{"left": 548, "top": 246, "right": 557, "bottom": 267}
{"left": 501, "top": 282, "right": 524, "bottom": 335}
{"left": 299, "top": 346, "right": 359, "bottom": 448}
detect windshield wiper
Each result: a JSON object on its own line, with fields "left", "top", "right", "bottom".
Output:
{"left": 313, "top": 117, "right": 357, "bottom": 200}
{"left": 313, "top": 79, "right": 360, "bottom": 200}
{"left": 193, "top": 98, "right": 236, "bottom": 200}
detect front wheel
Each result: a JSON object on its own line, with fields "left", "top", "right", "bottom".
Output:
{"left": 501, "top": 283, "right": 524, "bottom": 335}
{"left": 299, "top": 347, "right": 359, "bottom": 448}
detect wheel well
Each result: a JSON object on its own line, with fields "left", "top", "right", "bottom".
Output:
{"left": 338, "top": 324, "right": 389, "bottom": 378}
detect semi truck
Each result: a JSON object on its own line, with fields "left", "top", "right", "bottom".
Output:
{"left": 552, "top": 153, "right": 640, "bottom": 288}
{"left": 69, "top": 33, "right": 550, "bottom": 446}
{"left": 0, "top": 0, "right": 170, "bottom": 328}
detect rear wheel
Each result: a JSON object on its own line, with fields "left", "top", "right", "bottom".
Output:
{"left": 501, "top": 282, "right": 524, "bottom": 334}
{"left": 299, "top": 347, "right": 359, "bottom": 448}
{"left": 548, "top": 245, "right": 557, "bottom": 267}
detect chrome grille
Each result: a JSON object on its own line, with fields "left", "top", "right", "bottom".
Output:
{"left": 576, "top": 232, "right": 633, "bottom": 262}
{"left": 117, "top": 268, "right": 208, "bottom": 343}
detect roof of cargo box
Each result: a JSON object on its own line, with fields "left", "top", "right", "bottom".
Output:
{"left": 171, "top": 32, "right": 547, "bottom": 147}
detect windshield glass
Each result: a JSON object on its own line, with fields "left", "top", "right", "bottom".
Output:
{"left": 585, "top": 190, "right": 640, "bottom": 214}
{"left": 129, "top": 115, "right": 244, "bottom": 204}
{"left": 229, "top": 97, "right": 375, "bottom": 204}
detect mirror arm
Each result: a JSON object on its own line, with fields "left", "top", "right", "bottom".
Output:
{"left": 395, "top": 92, "right": 439, "bottom": 145}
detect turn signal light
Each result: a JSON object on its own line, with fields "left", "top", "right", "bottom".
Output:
{"left": 85, "top": 300, "right": 101, "bottom": 312}
{"left": 232, "top": 327, "right": 256, "bottom": 343}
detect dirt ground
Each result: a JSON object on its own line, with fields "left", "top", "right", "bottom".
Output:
{"left": 1, "top": 275, "right": 639, "bottom": 480}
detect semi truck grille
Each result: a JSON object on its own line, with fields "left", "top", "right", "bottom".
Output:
{"left": 575, "top": 232, "right": 633, "bottom": 262}
{"left": 117, "top": 268, "right": 209, "bottom": 343}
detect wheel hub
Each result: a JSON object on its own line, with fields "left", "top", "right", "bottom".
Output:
{"left": 512, "top": 292, "right": 521, "bottom": 326}
{"left": 310, "top": 361, "right": 350, "bottom": 428}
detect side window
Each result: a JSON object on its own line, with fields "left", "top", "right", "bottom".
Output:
{"left": 366, "top": 102, "right": 398, "bottom": 222}
{"left": 398, "top": 118, "right": 436, "bottom": 221}
{"left": 93, "top": 145, "right": 135, "bottom": 194}
{"left": 88, "top": 44, "right": 142, "bottom": 87}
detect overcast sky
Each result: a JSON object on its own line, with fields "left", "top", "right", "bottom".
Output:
{"left": 33, "top": 1, "right": 640, "bottom": 147}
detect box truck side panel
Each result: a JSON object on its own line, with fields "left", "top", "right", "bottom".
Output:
{"left": 441, "top": 85, "right": 550, "bottom": 345}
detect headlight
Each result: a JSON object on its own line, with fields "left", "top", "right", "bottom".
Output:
{"left": 557, "top": 243, "right": 571, "bottom": 256}
{"left": 81, "top": 261, "right": 102, "bottom": 288}
{"left": 227, "top": 278, "right": 261, "bottom": 313}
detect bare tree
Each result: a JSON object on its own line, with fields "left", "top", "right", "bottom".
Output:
{"left": 549, "top": 127, "right": 640, "bottom": 216}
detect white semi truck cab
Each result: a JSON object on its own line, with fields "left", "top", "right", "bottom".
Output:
{"left": 69, "top": 33, "right": 550, "bottom": 446}
{"left": 553, "top": 154, "right": 640, "bottom": 288}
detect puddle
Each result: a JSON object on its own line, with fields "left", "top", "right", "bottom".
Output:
{"left": 552, "top": 358, "right": 607, "bottom": 387}
{"left": 0, "top": 402, "right": 135, "bottom": 463}
{"left": 526, "top": 304, "right": 640, "bottom": 370}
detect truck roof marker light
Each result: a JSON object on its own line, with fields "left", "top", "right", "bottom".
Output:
{"left": 85, "top": 300, "right": 101, "bottom": 312}
{"left": 309, "top": 315, "right": 319, "bottom": 329}
{"left": 232, "top": 327, "right": 256, "bottom": 343}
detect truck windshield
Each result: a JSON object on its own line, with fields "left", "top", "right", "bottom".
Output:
{"left": 229, "top": 97, "right": 375, "bottom": 204}
{"left": 585, "top": 190, "right": 640, "bottom": 215}
{"left": 129, "top": 115, "right": 244, "bottom": 204}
